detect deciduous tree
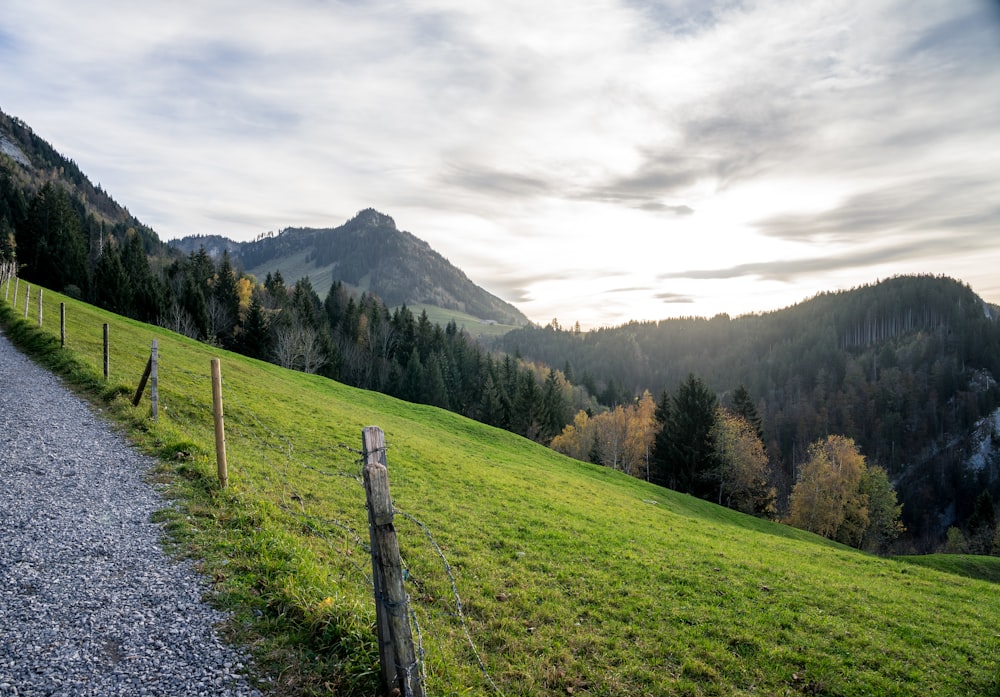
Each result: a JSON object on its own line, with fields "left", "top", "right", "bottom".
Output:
{"left": 714, "top": 408, "right": 774, "bottom": 516}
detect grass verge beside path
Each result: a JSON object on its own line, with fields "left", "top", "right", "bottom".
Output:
{"left": 3, "top": 281, "right": 1000, "bottom": 697}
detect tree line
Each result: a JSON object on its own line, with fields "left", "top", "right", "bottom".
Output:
{"left": 494, "top": 276, "right": 1000, "bottom": 551}
{"left": 551, "top": 374, "right": 905, "bottom": 553}
{"left": 0, "top": 176, "right": 591, "bottom": 445}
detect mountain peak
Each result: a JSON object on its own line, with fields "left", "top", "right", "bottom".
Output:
{"left": 349, "top": 208, "right": 396, "bottom": 230}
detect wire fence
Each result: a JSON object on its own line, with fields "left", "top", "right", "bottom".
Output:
{"left": 0, "top": 277, "right": 505, "bottom": 696}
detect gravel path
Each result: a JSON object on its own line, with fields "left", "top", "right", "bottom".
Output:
{"left": 0, "top": 330, "right": 262, "bottom": 697}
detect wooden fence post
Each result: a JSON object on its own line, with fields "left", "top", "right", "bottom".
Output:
{"left": 37, "top": 288, "right": 43, "bottom": 327}
{"left": 133, "top": 355, "right": 152, "bottom": 406}
{"left": 211, "top": 358, "right": 228, "bottom": 488}
{"left": 103, "top": 323, "right": 110, "bottom": 380}
{"left": 132, "top": 340, "right": 158, "bottom": 421}
{"left": 12, "top": 277, "right": 18, "bottom": 304}
{"left": 60, "top": 303, "right": 66, "bottom": 347}
{"left": 362, "top": 426, "right": 423, "bottom": 697}
{"left": 23, "top": 283, "right": 29, "bottom": 318}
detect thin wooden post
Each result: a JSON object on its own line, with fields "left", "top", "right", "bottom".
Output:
{"left": 60, "top": 303, "right": 66, "bottom": 346}
{"left": 362, "top": 426, "right": 423, "bottom": 697}
{"left": 37, "top": 288, "right": 43, "bottom": 327}
{"left": 12, "top": 276, "right": 18, "bottom": 304}
{"left": 211, "top": 358, "right": 228, "bottom": 488}
{"left": 23, "top": 283, "right": 30, "bottom": 318}
{"left": 103, "top": 323, "right": 109, "bottom": 380}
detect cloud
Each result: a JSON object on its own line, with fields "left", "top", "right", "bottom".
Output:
{"left": 660, "top": 230, "right": 997, "bottom": 283}
{"left": 755, "top": 177, "right": 1000, "bottom": 243}
{"left": 654, "top": 291, "right": 696, "bottom": 304}
{"left": 2, "top": 0, "right": 999, "bottom": 326}
{"left": 439, "top": 165, "right": 553, "bottom": 198}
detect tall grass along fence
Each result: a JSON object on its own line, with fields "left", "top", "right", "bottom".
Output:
{"left": 0, "top": 278, "right": 504, "bottom": 696}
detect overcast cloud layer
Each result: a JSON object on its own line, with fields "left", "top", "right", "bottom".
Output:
{"left": 2, "top": 0, "right": 998, "bottom": 328}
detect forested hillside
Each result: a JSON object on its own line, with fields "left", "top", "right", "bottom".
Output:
{"left": 170, "top": 209, "right": 529, "bottom": 327}
{"left": 495, "top": 276, "right": 1000, "bottom": 549}
{"left": 0, "top": 109, "right": 585, "bottom": 462}
{"left": 0, "top": 113, "right": 173, "bottom": 326}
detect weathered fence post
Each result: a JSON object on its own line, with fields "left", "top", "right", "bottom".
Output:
{"left": 211, "top": 358, "right": 228, "bottom": 488}
{"left": 23, "top": 283, "right": 30, "bottom": 318}
{"left": 60, "top": 303, "right": 66, "bottom": 346}
{"left": 37, "top": 288, "right": 43, "bottom": 327}
{"left": 362, "top": 426, "right": 423, "bottom": 697}
{"left": 132, "top": 340, "right": 158, "bottom": 421}
{"left": 103, "top": 323, "right": 110, "bottom": 380}
{"left": 12, "top": 277, "right": 18, "bottom": 304}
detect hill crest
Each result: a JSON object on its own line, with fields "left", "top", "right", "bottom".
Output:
{"left": 170, "top": 208, "right": 529, "bottom": 327}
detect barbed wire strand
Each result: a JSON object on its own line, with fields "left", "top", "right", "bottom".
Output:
{"left": 408, "top": 604, "right": 429, "bottom": 696}
{"left": 396, "top": 508, "right": 505, "bottom": 697}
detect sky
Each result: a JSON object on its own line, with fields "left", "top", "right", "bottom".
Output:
{"left": 2, "top": 0, "right": 999, "bottom": 329}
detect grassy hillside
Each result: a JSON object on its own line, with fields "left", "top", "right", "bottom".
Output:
{"left": 408, "top": 303, "right": 521, "bottom": 338}
{"left": 2, "top": 278, "right": 999, "bottom": 697}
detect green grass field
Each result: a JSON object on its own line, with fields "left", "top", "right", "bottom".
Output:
{"left": 2, "top": 279, "right": 999, "bottom": 697}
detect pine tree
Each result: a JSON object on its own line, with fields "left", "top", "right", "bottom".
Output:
{"left": 422, "top": 352, "right": 451, "bottom": 409}
{"left": 731, "top": 384, "right": 764, "bottom": 442}
{"left": 120, "top": 229, "right": 160, "bottom": 322}
{"left": 93, "top": 243, "right": 129, "bottom": 314}
{"left": 213, "top": 250, "right": 241, "bottom": 343}
{"left": 237, "top": 292, "right": 271, "bottom": 360}
{"left": 399, "top": 348, "right": 424, "bottom": 403}
{"left": 651, "top": 389, "right": 672, "bottom": 486}
{"left": 540, "top": 369, "right": 568, "bottom": 443}
{"left": 661, "top": 374, "right": 720, "bottom": 497}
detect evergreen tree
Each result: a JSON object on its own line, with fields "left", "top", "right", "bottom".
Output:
{"left": 237, "top": 292, "right": 271, "bottom": 360}
{"left": 213, "top": 250, "right": 241, "bottom": 343}
{"left": 19, "top": 184, "right": 89, "bottom": 294}
{"left": 93, "top": 243, "right": 129, "bottom": 314}
{"left": 264, "top": 269, "right": 288, "bottom": 306}
{"left": 661, "top": 374, "right": 720, "bottom": 497}
{"left": 650, "top": 389, "right": 672, "bottom": 487}
{"left": 731, "top": 384, "right": 764, "bottom": 442}
{"left": 478, "top": 369, "right": 505, "bottom": 427}
{"left": 120, "top": 229, "right": 160, "bottom": 322}
{"left": 515, "top": 369, "right": 543, "bottom": 440}
{"left": 181, "top": 273, "right": 209, "bottom": 339}
{"left": 540, "top": 369, "right": 568, "bottom": 443}
{"left": 291, "top": 276, "right": 323, "bottom": 329}
{"left": 422, "top": 352, "right": 451, "bottom": 409}
{"left": 399, "top": 348, "right": 424, "bottom": 403}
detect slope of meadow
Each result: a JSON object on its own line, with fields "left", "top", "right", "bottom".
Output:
{"left": 1, "top": 280, "right": 998, "bottom": 697}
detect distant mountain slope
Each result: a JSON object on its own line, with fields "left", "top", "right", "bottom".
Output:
{"left": 0, "top": 109, "right": 158, "bottom": 238}
{"left": 170, "top": 209, "right": 528, "bottom": 326}
{"left": 495, "top": 275, "right": 1000, "bottom": 549}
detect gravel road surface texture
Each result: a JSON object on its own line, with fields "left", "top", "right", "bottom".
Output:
{"left": 0, "top": 330, "right": 262, "bottom": 697}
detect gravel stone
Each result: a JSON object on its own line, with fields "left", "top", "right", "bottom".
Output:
{"left": 0, "top": 330, "right": 262, "bottom": 696}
